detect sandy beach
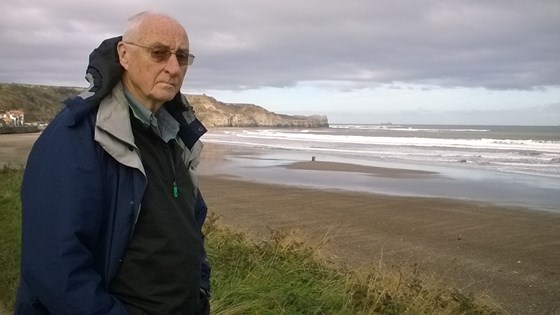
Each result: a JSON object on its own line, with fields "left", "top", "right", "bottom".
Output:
{"left": 0, "top": 133, "right": 41, "bottom": 168}
{"left": 2, "top": 133, "right": 559, "bottom": 314}
{"left": 198, "top": 144, "right": 560, "bottom": 314}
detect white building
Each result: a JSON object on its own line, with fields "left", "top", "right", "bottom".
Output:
{"left": 1, "top": 110, "right": 25, "bottom": 126}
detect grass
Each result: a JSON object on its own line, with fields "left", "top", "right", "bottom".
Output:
{"left": 0, "top": 167, "right": 23, "bottom": 312}
{"left": 0, "top": 167, "right": 501, "bottom": 314}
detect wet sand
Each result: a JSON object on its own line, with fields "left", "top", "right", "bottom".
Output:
{"left": 3, "top": 133, "right": 560, "bottom": 314}
{"left": 283, "top": 160, "right": 439, "bottom": 178}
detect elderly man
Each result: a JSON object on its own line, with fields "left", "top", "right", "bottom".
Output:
{"left": 15, "top": 12, "right": 210, "bottom": 315}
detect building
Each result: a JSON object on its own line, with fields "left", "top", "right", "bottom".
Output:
{"left": 1, "top": 110, "right": 25, "bottom": 127}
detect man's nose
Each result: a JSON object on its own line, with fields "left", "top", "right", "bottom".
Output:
{"left": 164, "top": 53, "right": 183, "bottom": 75}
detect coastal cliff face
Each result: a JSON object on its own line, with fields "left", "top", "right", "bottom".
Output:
{"left": 187, "top": 94, "right": 329, "bottom": 128}
{"left": 0, "top": 83, "right": 329, "bottom": 128}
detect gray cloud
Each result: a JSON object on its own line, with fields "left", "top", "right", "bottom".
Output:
{"left": 1, "top": 0, "right": 559, "bottom": 90}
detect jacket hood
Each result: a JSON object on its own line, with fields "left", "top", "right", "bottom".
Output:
{"left": 85, "top": 36, "right": 124, "bottom": 106}
{"left": 63, "top": 36, "right": 124, "bottom": 124}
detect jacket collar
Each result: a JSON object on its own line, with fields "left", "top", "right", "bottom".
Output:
{"left": 94, "top": 82, "right": 145, "bottom": 175}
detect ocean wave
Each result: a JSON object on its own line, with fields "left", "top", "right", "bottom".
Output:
{"left": 202, "top": 128, "right": 560, "bottom": 179}
{"left": 232, "top": 131, "right": 560, "bottom": 152}
{"left": 330, "top": 124, "right": 490, "bottom": 132}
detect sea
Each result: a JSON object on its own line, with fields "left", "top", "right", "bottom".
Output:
{"left": 200, "top": 124, "right": 560, "bottom": 212}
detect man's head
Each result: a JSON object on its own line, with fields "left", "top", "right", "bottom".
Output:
{"left": 117, "top": 12, "right": 192, "bottom": 112}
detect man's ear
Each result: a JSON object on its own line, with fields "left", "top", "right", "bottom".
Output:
{"left": 117, "top": 42, "right": 129, "bottom": 70}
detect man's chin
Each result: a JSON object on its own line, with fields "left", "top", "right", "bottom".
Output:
{"left": 153, "top": 87, "right": 179, "bottom": 102}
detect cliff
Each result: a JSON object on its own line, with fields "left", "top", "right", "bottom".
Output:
{"left": 187, "top": 94, "right": 329, "bottom": 128}
{"left": 0, "top": 83, "right": 329, "bottom": 128}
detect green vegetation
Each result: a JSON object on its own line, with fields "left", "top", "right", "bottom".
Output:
{"left": 0, "top": 167, "right": 23, "bottom": 311}
{"left": 0, "top": 168, "right": 500, "bottom": 314}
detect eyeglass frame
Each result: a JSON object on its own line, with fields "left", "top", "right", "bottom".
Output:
{"left": 123, "top": 41, "right": 196, "bottom": 66}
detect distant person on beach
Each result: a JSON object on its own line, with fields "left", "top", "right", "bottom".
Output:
{"left": 15, "top": 12, "right": 211, "bottom": 314}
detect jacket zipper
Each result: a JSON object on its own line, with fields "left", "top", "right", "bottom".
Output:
{"left": 169, "top": 142, "right": 179, "bottom": 198}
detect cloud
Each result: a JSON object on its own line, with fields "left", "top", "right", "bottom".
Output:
{"left": 1, "top": 0, "right": 559, "bottom": 91}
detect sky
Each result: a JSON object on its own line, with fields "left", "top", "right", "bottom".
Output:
{"left": 1, "top": 1, "right": 559, "bottom": 125}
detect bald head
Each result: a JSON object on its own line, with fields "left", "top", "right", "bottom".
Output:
{"left": 123, "top": 12, "right": 188, "bottom": 45}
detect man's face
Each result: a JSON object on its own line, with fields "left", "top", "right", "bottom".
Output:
{"left": 118, "top": 17, "right": 190, "bottom": 111}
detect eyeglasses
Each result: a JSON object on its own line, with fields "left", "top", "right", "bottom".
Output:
{"left": 123, "top": 42, "right": 195, "bottom": 66}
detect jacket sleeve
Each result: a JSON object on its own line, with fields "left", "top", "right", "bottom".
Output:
{"left": 18, "top": 109, "right": 129, "bottom": 314}
{"left": 194, "top": 189, "right": 211, "bottom": 295}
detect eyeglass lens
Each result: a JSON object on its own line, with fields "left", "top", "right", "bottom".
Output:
{"left": 148, "top": 46, "right": 193, "bottom": 66}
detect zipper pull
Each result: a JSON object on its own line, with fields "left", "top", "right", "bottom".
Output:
{"left": 172, "top": 181, "right": 179, "bottom": 198}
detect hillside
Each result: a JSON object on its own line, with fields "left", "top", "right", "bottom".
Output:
{"left": 0, "top": 84, "right": 82, "bottom": 123}
{"left": 0, "top": 83, "right": 328, "bottom": 128}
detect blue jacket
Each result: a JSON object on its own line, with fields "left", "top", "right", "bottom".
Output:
{"left": 15, "top": 37, "right": 210, "bottom": 314}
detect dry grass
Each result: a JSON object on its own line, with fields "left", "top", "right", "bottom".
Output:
{"left": 204, "top": 214, "right": 503, "bottom": 315}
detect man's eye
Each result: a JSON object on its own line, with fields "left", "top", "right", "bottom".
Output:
{"left": 176, "top": 52, "right": 189, "bottom": 62}
{"left": 151, "top": 48, "right": 169, "bottom": 61}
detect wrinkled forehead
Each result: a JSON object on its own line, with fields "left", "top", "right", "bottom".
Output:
{"left": 134, "top": 16, "right": 189, "bottom": 48}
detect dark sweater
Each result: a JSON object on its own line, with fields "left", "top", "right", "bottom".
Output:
{"left": 110, "top": 116, "right": 203, "bottom": 314}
